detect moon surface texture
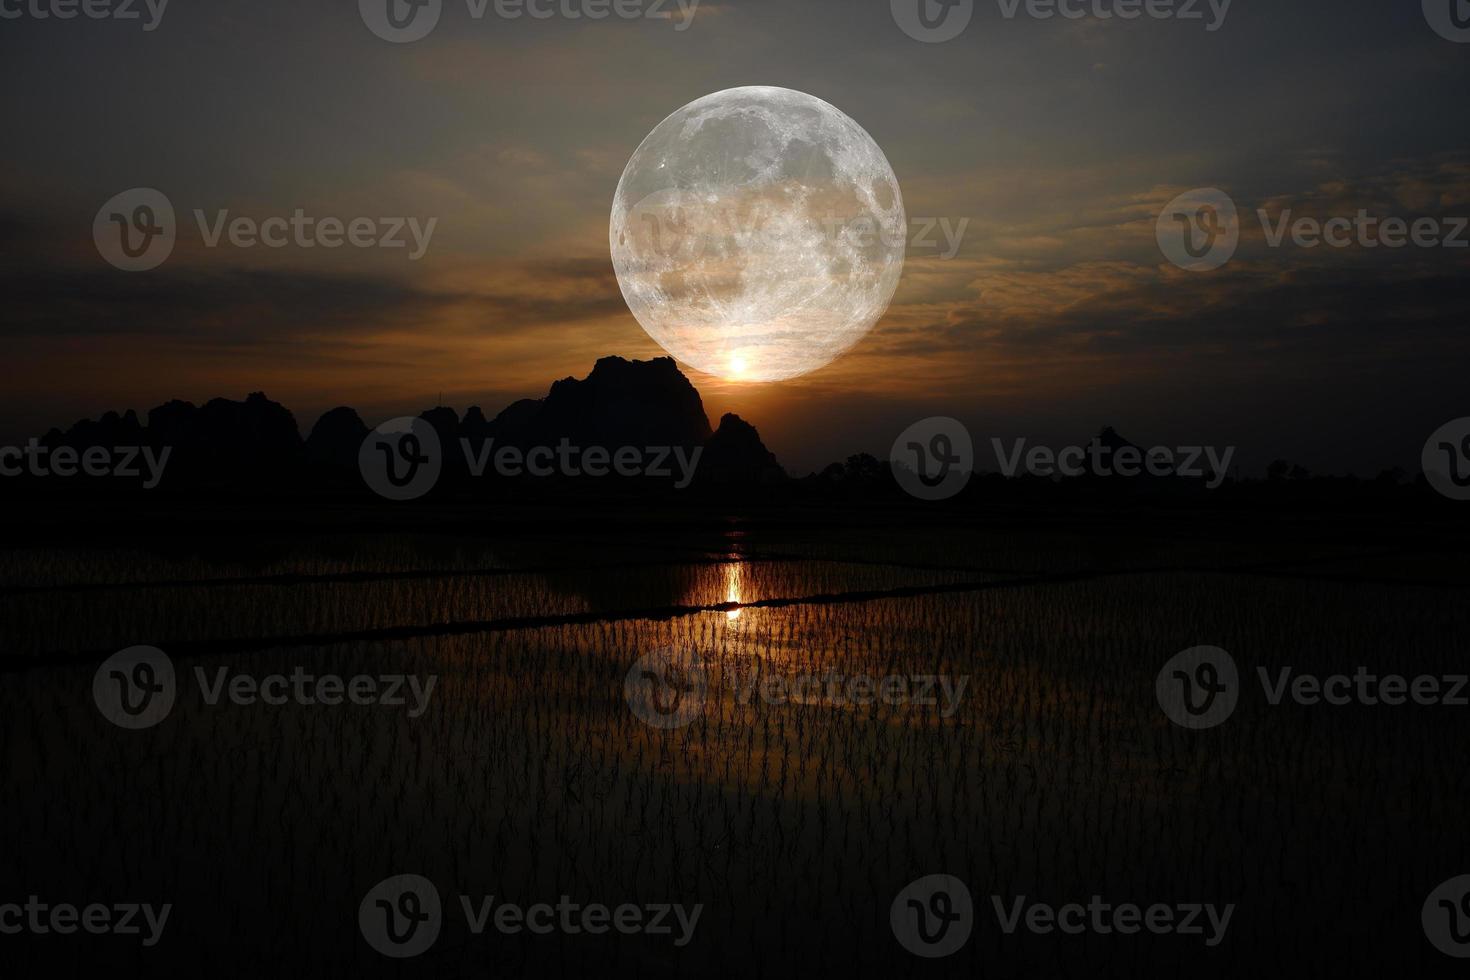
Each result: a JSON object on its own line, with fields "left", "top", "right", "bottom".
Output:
{"left": 610, "top": 86, "right": 906, "bottom": 383}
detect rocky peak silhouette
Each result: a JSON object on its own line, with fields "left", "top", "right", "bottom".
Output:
{"left": 496, "top": 356, "right": 713, "bottom": 449}
{"left": 304, "top": 407, "right": 369, "bottom": 468}
{"left": 700, "top": 413, "right": 786, "bottom": 485}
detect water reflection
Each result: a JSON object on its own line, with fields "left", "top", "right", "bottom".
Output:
{"left": 725, "top": 560, "right": 742, "bottom": 621}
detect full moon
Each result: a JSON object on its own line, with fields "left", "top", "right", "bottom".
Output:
{"left": 610, "top": 86, "right": 906, "bottom": 383}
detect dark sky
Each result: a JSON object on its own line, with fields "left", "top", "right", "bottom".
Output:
{"left": 2, "top": 0, "right": 1467, "bottom": 474}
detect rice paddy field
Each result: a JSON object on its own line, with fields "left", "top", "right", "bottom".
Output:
{"left": 2, "top": 506, "right": 1467, "bottom": 976}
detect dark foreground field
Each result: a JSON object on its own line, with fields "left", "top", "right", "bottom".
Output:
{"left": 2, "top": 500, "right": 1468, "bottom": 976}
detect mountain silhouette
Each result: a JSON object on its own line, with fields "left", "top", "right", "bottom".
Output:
{"left": 44, "top": 392, "right": 304, "bottom": 483}
{"left": 37, "top": 356, "right": 784, "bottom": 490}
{"left": 701, "top": 413, "right": 787, "bottom": 485}
{"left": 494, "top": 356, "right": 713, "bottom": 448}
{"left": 390, "top": 356, "right": 780, "bottom": 486}
{"left": 303, "top": 407, "right": 369, "bottom": 468}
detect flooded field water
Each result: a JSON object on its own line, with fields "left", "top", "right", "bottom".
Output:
{"left": 2, "top": 519, "right": 1467, "bottom": 975}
